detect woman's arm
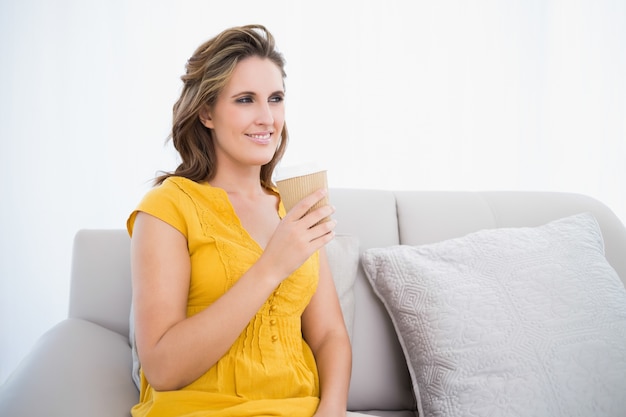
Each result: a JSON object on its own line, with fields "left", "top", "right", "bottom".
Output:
{"left": 302, "top": 246, "right": 353, "bottom": 417}
{"left": 131, "top": 189, "right": 336, "bottom": 391}
{"left": 131, "top": 212, "right": 281, "bottom": 391}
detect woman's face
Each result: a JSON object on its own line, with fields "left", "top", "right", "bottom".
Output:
{"left": 201, "top": 56, "right": 285, "bottom": 171}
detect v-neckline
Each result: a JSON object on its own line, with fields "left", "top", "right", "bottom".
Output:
{"left": 207, "top": 183, "right": 284, "bottom": 252}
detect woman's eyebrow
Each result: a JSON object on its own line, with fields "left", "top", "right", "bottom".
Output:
{"left": 230, "top": 90, "right": 285, "bottom": 98}
{"left": 230, "top": 91, "right": 256, "bottom": 98}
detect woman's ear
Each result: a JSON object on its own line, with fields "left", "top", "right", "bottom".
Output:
{"left": 199, "top": 105, "right": 214, "bottom": 129}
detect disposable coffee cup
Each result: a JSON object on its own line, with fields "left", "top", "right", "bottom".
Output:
{"left": 275, "top": 163, "right": 331, "bottom": 223}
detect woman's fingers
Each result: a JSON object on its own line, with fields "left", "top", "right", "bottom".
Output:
{"left": 261, "top": 188, "right": 337, "bottom": 280}
{"left": 301, "top": 201, "right": 334, "bottom": 226}
{"left": 284, "top": 188, "right": 328, "bottom": 221}
{"left": 283, "top": 188, "right": 336, "bottom": 236}
{"left": 307, "top": 217, "right": 336, "bottom": 244}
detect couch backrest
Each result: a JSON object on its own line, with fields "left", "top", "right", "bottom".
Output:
{"left": 329, "top": 189, "right": 416, "bottom": 411}
{"left": 69, "top": 229, "right": 131, "bottom": 337}
{"left": 68, "top": 189, "right": 626, "bottom": 413}
{"left": 392, "top": 191, "right": 626, "bottom": 282}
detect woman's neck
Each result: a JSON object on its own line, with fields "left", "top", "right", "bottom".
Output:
{"left": 210, "top": 167, "right": 267, "bottom": 198}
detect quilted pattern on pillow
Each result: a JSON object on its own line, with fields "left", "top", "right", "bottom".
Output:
{"left": 362, "top": 213, "right": 626, "bottom": 417}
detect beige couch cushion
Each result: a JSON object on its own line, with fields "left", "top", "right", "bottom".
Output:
{"left": 326, "top": 234, "right": 360, "bottom": 341}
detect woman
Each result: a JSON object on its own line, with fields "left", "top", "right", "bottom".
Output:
{"left": 127, "top": 24, "right": 352, "bottom": 417}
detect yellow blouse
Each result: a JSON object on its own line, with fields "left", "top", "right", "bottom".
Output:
{"left": 127, "top": 176, "right": 320, "bottom": 417}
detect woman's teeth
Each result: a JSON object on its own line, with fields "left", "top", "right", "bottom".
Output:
{"left": 247, "top": 133, "right": 272, "bottom": 144}
{"left": 249, "top": 133, "right": 270, "bottom": 139}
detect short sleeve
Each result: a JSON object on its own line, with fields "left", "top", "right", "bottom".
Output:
{"left": 126, "top": 179, "right": 190, "bottom": 238}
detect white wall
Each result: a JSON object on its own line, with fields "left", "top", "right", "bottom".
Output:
{"left": 1, "top": 0, "right": 625, "bottom": 384}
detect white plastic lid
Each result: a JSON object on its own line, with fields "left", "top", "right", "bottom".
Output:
{"left": 274, "top": 162, "right": 326, "bottom": 181}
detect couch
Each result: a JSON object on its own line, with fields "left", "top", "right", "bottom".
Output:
{"left": 1, "top": 189, "right": 626, "bottom": 417}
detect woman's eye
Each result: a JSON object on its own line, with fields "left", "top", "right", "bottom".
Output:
{"left": 269, "top": 95, "right": 284, "bottom": 103}
{"left": 236, "top": 97, "right": 253, "bottom": 104}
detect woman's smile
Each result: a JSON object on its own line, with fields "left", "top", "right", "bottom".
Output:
{"left": 246, "top": 131, "right": 273, "bottom": 145}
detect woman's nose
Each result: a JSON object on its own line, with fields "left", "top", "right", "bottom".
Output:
{"left": 256, "top": 102, "right": 274, "bottom": 125}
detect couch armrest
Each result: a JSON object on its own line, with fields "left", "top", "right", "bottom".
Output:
{"left": 0, "top": 318, "right": 138, "bottom": 417}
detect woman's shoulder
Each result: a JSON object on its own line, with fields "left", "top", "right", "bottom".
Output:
{"left": 142, "top": 176, "right": 217, "bottom": 202}
{"left": 159, "top": 175, "right": 202, "bottom": 192}
{"left": 150, "top": 176, "right": 240, "bottom": 220}
{"left": 136, "top": 176, "right": 188, "bottom": 204}
{"left": 127, "top": 176, "right": 206, "bottom": 237}
{"left": 160, "top": 175, "right": 222, "bottom": 197}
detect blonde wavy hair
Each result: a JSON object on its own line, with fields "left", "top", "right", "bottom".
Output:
{"left": 156, "top": 24, "right": 288, "bottom": 187}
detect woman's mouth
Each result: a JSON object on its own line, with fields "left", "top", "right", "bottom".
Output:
{"left": 246, "top": 132, "right": 272, "bottom": 145}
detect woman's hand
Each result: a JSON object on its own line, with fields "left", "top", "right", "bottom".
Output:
{"left": 258, "top": 188, "right": 336, "bottom": 283}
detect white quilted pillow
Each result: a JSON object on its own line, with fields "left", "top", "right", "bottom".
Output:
{"left": 362, "top": 213, "right": 626, "bottom": 417}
